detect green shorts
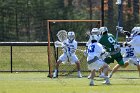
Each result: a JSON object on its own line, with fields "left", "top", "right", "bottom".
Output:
{"left": 104, "top": 52, "right": 124, "bottom": 66}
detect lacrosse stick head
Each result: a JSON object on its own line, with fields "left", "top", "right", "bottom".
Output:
{"left": 57, "top": 30, "right": 67, "bottom": 42}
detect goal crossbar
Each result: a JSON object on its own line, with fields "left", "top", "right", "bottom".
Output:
{"left": 48, "top": 20, "right": 102, "bottom": 23}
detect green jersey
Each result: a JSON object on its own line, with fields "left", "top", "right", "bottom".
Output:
{"left": 99, "top": 33, "right": 117, "bottom": 52}
{"left": 99, "top": 33, "right": 124, "bottom": 66}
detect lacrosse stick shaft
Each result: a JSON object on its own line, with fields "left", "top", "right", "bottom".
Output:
{"left": 116, "top": 0, "right": 122, "bottom": 41}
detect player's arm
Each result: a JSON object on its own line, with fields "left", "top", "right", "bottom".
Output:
{"left": 70, "top": 41, "right": 77, "bottom": 53}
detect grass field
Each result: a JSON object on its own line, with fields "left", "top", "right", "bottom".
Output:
{"left": 0, "top": 46, "right": 140, "bottom": 93}
{"left": 0, "top": 71, "right": 140, "bottom": 93}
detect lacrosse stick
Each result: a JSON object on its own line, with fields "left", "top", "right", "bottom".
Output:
{"left": 56, "top": 30, "right": 72, "bottom": 62}
{"left": 116, "top": 0, "right": 122, "bottom": 41}
{"left": 57, "top": 30, "right": 67, "bottom": 42}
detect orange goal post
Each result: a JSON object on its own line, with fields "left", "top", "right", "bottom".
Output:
{"left": 47, "top": 20, "right": 102, "bottom": 78}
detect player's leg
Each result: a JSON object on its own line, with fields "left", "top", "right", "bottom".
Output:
{"left": 108, "top": 64, "right": 120, "bottom": 78}
{"left": 128, "top": 58, "right": 140, "bottom": 77}
{"left": 108, "top": 61, "right": 129, "bottom": 78}
{"left": 108, "top": 53, "right": 129, "bottom": 78}
{"left": 99, "top": 63, "right": 110, "bottom": 77}
{"left": 89, "top": 70, "right": 95, "bottom": 86}
{"left": 103, "top": 56, "right": 115, "bottom": 78}
{"left": 71, "top": 55, "right": 82, "bottom": 78}
{"left": 87, "top": 73, "right": 91, "bottom": 79}
{"left": 137, "top": 64, "right": 140, "bottom": 77}
{"left": 53, "top": 54, "right": 67, "bottom": 78}
{"left": 53, "top": 60, "right": 62, "bottom": 78}
{"left": 99, "top": 63, "right": 110, "bottom": 84}
{"left": 75, "top": 62, "right": 82, "bottom": 78}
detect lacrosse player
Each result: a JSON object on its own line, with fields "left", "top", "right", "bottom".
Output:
{"left": 121, "top": 27, "right": 140, "bottom": 76}
{"left": 108, "top": 27, "right": 140, "bottom": 78}
{"left": 86, "top": 28, "right": 101, "bottom": 46}
{"left": 98, "top": 27, "right": 129, "bottom": 78}
{"left": 127, "top": 27, "right": 140, "bottom": 58}
{"left": 86, "top": 28, "right": 110, "bottom": 80}
{"left": 53, "top": 31, "right": 82, "bottom": 78}
{"left": 86, "top": 34, "right": 110, "bottom": 86}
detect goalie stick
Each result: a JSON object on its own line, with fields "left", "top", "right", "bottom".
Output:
{"left": 56, "top": 30, "right": 71, "bottom": 61}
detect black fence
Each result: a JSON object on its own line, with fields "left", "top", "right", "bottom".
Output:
{"left": 0, "top": 42, "right": 86, "bottom": 73}
{"left": 0, "top": 42, "right": 137, "bottom": 73}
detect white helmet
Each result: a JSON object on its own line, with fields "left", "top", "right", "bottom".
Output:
{"left": 90, "top": 35, "right": 98, "bottom": 41}
{"left": 99, "top": 27, "right": 108, "bottom": 34}
{"left": 131, "top": 27, "right": 140, "bottom": 37}
{"left": 91, "top": 28, "right": 100, "bottom": 35}
{"left": 68, "top": 31, "right": 75, "bottom": 41}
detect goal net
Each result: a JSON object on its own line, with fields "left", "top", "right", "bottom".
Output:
{"left": 47, "top": 20, "right": 102, "bottom": 77}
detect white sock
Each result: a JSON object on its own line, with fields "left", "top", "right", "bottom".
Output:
{"left": 90, "top": 79, "right": 94, "bottom": 84}
{"left": 78, "top": 71, "right": 81, "bottom": 74}
{"left": 54, "top": 69, "right": 58, "bottom": 73}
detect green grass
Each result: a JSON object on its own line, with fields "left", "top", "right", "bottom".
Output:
{"left": 0, "top": 46, "right": 48, "bottom": 71}
{"left": 0, "top": 72, "right": 140, "bottom": 93}
{"left": 0, "top": 46, "right": 138, "bottom": 72}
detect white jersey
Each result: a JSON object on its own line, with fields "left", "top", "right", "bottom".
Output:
{"left": 121, "top": 44, "right": 139, "bottom": 66}
{"left": 58, "top": 39, "right": 79, "bottom": 64}
{"left": 128, "top": 35, "right": 140, "bottom": 57}
{"left": 87, "top": 42, "right": 105, "bottom": 71}
{"left": 87, "top": 42, "right": 105, "bottom": 61}
{"left": 121, "top": 46, "right": 135, "bottom": 58}
{"left": 62, "top": 39, "right": 77, "bottom": 56}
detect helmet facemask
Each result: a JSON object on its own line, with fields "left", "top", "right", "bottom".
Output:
{"left": 68, "top": 31, "right": 75, "bottom": 42}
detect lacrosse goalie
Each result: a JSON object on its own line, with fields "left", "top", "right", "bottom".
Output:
{"left": 85, "top": 34, "right": 110, "bottom": 86}
{"left": 53, "top": 30, "right": 82, "bottom": 78}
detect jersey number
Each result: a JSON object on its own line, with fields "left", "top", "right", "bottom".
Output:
{"left": 108, "top": 37, "right": 115, "bottom": 44}
{"left": 88, "top": 45, "right": 95, "bottom": 53}
{"left": 126, "top": 48, "right": 134, "bottom": 57}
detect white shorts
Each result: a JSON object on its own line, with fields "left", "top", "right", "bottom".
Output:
{"left": 123, "top": 57, "right": 140, "bottom": 66}
{"left": 58, "top": 53, "right": 79, "bottom": 64}
{"left": 88, "top": 59, "right": 105, "bottom": 71}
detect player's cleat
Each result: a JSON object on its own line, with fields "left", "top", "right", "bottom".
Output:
{"left": 87, "top": 74, "right": 91, "bottom": 79}
{"left": 89, "top": 81, "right": 94, "bottom": 86}
{"left": 99, "top": 73, "right": 110, "bottom": 80}
{"left": 78, "top": 73, "right": 82, "bottom": 78}
{"left": 102, "top": 79, "right": 110, "bottom": 85}
{"left": 53, "top": 70, "right": 58, "bottom": 78}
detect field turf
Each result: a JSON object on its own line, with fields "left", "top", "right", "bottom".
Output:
{"left": 0, "top": 71, "right": 140, "bottom": 93}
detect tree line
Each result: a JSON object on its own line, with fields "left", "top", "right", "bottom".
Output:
{"left": 0, "top": 0, "right": 139, "bottom": 42}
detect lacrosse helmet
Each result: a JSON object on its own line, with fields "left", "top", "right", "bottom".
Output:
{"left": 99, "top": 27, "right": 108, "bottom": 35}
{"left": 90, "top": 35, "right": 98, "bottom": 43}
{"left": 91, "top": 28, "right": 100, "bottom": 35}
{"left": 131, "top": 27, "right": 140, "bottom": 37}
{"left": 68, "top": 31, "right": 75, "bottom": 41}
